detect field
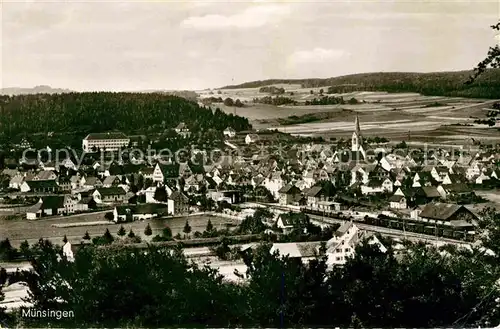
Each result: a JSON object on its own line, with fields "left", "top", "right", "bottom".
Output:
{"left": 199, "top": 86, "right": 500, "bottom": 144}
{"left": 1, "top": 212, "right": 238, "bottom": 248}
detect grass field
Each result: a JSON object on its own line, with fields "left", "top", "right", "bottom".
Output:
{"left": 1, "top": 213, "right": 237, "bottom": 248}
{"left": 200, "top": 85, "right": 499, "bottom": 144}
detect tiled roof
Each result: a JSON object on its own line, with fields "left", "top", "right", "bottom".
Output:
{"left": 84, "top": 132, "right": 128, "bottom": 140}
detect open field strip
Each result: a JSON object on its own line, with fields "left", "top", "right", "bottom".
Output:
{"left": 52, "top": 221, "right": 111, "bottom": 228}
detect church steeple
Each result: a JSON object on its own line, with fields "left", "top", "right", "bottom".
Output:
{"left": 354, "top": 114, "right": 361, "bottom": 138}
{"left": 352, "top": 114, "right": 363, "bottom": 152}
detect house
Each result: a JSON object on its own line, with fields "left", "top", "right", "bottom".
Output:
{"left": 325, "top": 221, "right": 387, "bottom": 267}
{"left": 174, "top": 122, "right": 191, "bottom": 137}
{"left": 9, "top": 174, "right": 25, "bottom": 190}
{"left": 209, "top": 190, "right": 242, "bottom": 204}
{"left": 102, "top": 175, "right": 121, "bottom": 188}
{"left": 82, "top": 176, "right": 103, "bottom": 189}
{"left": 223, "top": 127, "right": 236, "bottom": 138}
{"left": 82, "top": 132, "right": 130, "bottom": 152}
{"left": 269, "top": 242, "right": 321, "bottom": 264}
{"left": 20, "top": 180, "right": 59, "bottom": 193}
{"left": 34, "top": 170, "right": 58, "bottom": 181}
{"left": 93, "top": 187, "right": 127, "bottom": 204}
{"left": 360, "top": 178, "right": 393, "bottom": 195}
{"left": 437, "top": 183, "right": 472, "bottom": 200}
{"left": 26, "top": 196, "right": 66, "bottom": 219}
{"left": 152, "top": 163, "right": 179, "bottom": 183}
{"left": 389, "top": 194, "right": 407, "bottom": 209}
{"left": 278, "top": 184, "right": 302, "bottom": 206}
{"left": 57, "top": 177, "right": 72, "bottom": 192}
{"left": 304, "top": 186, "right": 329, "bottom": 209}
{"left": 113, "top": 203, "right": 168, "bottom": 223}
{"left": 418, "top": 202, "right": 478, "bottom": 228}
{"left": 245, "top": 134, "right": 259, "bottom": 144}
{"left": 167, "top": 191, "right": 189, "bottom": 215}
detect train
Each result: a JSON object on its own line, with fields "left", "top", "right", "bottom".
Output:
{"left": 301, "top": 208, "right": 476, "bottom": 243}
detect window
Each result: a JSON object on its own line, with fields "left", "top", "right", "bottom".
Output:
{"left": 345, "top": 248, "right": 350, "bottom": 252}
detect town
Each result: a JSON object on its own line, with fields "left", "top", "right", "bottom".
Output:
{"left": 1, "top": 0, "right": 500, "bottom": 327}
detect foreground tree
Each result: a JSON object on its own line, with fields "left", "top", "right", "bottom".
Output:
{"left": 468, "top": 21, "right": 500, "bottom": 83}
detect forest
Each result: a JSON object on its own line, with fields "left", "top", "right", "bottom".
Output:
{"left": 221, "top": 69, "right": 500, "bottom": 99}
{"left": 0, "top": 93, "right": 251, "bottom": 145}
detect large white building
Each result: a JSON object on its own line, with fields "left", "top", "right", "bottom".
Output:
{"left": 82, "top": 132, "right": 130, "bottom": 152}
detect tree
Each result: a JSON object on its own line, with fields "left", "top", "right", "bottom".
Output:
{"left": 206, "top": 219, "right": 214, "bottom": 232}
{"left": 128, "top": 230, "right": 136, "bottom": 238}
{"left": 103, "top": 228, "right": 114, "bottom": 243}
{"left": 154, "top": 186, "right": 168, "bottom": 202}
{"left": 468, "top": 21, "right": 500, "bottom": 83}
{"left": 62, "top": 235, "right": 68, "bottom": 244}
{"left": 319, "top": 88, "right": 324, "bottom": 95}
{"left": 224, "top": 98, "right": 234, "bottom": 107}
{"left": 144, "top": 223, "right": 153, "bottom": 236}
{"left": 117, "top": 225, "right": 126, "bottom": 236}
{"left": 235, "top": 99, "right": 244, "bottom": 107}
{"left": 162, "top": 226, "right": 173, "bottom": 239}
{"left": 104, "top": 212, "right": 114, "bottom": 221}
{"left": 183, "top": 220, "right": 192, "bottom": 238}
{"left": 19, "top": 240, "right": 30, "bottom": 257}
{"left": 0, "top": 238, "right": 15, "bottom": 261}
{"left": 310, "top": 90, "right": 314, "bottom": 94}
{"left": 83, "top": 231, "right": 91, "bottom": 240}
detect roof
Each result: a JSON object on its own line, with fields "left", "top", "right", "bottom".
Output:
{"left": 40, "top": 196, "right": 65, "bottom": 209}
{"left": 84, "top": 132, "right": 128, "bottom": 140}
{"left": 389, "top": 195, "right": 406, "bottom": 202}
{"left": 305, "top": 186, "right": 323, "bottom": 197}
{"left": 335, "top": 221, "right": 353, "bottom": 237}
{"left": 421, "top": 186, "right": 441, "bottom": 198}
{"left": 278, "top": 184, "right": 301, "bottom": 195}
{"left": 115, "top": 203, "right": 168, "bottom": 216}
{"left": 169, "top": 191, "right": 189, "bottom": 202}
{"left": 419, "top": 203, "right": 474, "bottom": 221}
{"left": 96, "top": 187, "right": 126, "bottom": 196}
{"left": 102, "top": 175, "right": 119, "bottom": 185}
{"left": 26, "top": 180, "right": 58, "bottom": 189}
{"left": 270, "top": 242, "right": 320, "bottom": 258}
{"left": 36, "top": 170, "right": 56, "bottom": 180}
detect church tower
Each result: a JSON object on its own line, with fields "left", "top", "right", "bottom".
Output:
{"left": 352, "top": 114, "right": 363, "bottom": 152}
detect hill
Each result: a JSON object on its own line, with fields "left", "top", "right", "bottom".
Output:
{"left": 0, "top": 92, "right": 251, "bottom": 142}
{"left": 0, "top": 85, "right": 73, "bottom": 96}
{"left": 220, "top": 69, "right": 500, "bottom": 99}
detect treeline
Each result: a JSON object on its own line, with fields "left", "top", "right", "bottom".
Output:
{"left": 2, "top": 228, "right": 500, "bottom": 328}
{"left": 221, "top": 69, "right": 500, "bottom": 99}
{"left": 258, "top": 86, "right": 285, "bottom": 94}
{"left": 253, "top": 96, "right": 297, "bottom": 106}
{"left": 305, "top": 96, "right": 358, "bottom": 105}
{"left": 0, "top": 93, "right": 251, "bottom": 142}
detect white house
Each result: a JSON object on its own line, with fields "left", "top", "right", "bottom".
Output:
{"left": 245, "top": 134, "right": 259, "bottom": 144}
{"left": 325, "top": 222, "right": 387, "bottom": 267}
{"left": 223, "top": 127, "right": 236, "bottom": 138}
{"left": 389, "top": 194, "right": 407, "bottom": 209}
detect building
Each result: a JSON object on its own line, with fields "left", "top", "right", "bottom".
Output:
{"left": 389, "top": 194, "right": 407, "bottom": 209}
{"left": 418, "top": 203, "right": 478, "bottom": 228}
{"left": 325, "top": 222, "right": 387, "bottom": 267}
{"left": 113, "top": 203, "right": 168, "bottom": 222}
{"left": 223, "top": 127, "right": 236, "bottom": 138}
{"left": 351, "top": 115, "right": 366, "bottom": 159}
{"left": 82, "top": 132, "right": 130, "bottom": 152}
{"left": 26, "top": 196, "right": 66, "bottom": 219}
{"left": 269, "top": 242, "right": 321, "bottom": 264}
{"left": 20, "top": 180, "right": 59, "bottom": 193}
{"left": 278, "top": 184, "right": 302, "bottom": 205}
{"left": 167, "top": 191, "right": 189, "bottom": 215}
{"left": 93, "top": 187, "right": 127, "bottom": 204}
{"left": 174, "top": 122, "right": 191, "bottom": 137}
{"left": 245, "top": 134, "right": 259, "bottom": 145}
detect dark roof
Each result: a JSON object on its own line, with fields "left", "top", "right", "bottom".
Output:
{"left": 445, "top": 183, "right": 472, "bottom": 194}
{"left": 96, "top": 187, "right": 126, "bottom": 196}
{"left": 389, "top": 195, "right": 406, "bottom": 202}
{"left": 116, "top": 203, "right": 168, "bottom": 215}
{"left": 419, "top": 203, "right": 474, "bottom": 221}
{"left": 421, "top": 186, "right": 441, "bottom": 198}
{"left": 26, "top": 180, "right": 58, "bottom": 189}
{"left": 85, "top": 132, "right": 128, "bottom": 140}
{"left": 169, "top": 191, "right": 189, "bottom": 202}
{"left": 41, "top": 196, "right": 65, "bottom": 209}
{"left": 338, "top": 150, "right": 365, "bottom": 163}
{"left": 305, "top": 186, "right": 323, "bottom": 197}
{"left": 159, "top": 164, "right": 180, "bottom": 178}
{"left": 278, "top": 184, "right": 301, "bottom": 195}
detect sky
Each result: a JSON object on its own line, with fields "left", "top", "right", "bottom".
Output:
{"left": 1, "top": 0, "right": 499, "bottom": 91}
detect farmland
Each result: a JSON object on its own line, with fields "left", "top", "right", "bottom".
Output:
{"left": 1, "top": 213, "right": 237, "bottom": 248}
{"left": 199, "top": 86, "right": 500, "bottom": 144}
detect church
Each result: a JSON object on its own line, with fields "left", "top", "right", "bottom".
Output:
{"left": 351, "top": 115, "right": 366, "bottom": 159}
